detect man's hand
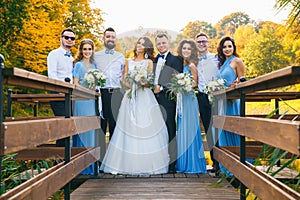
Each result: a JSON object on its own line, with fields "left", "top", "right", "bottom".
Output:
{"left": 154, "top": 84, "right": 161, "bottom": 94}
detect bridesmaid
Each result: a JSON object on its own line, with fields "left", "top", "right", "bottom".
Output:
{"left": 216, "top": 36, "right": 246, "bottom": 174}
{"left": 176, "top": 39, "right": 207, "bottom": 174}
{"left": 72, "top": 39, "right": 97, "bottom": 175}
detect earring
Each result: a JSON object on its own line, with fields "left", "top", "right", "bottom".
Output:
{"left": 144, "top": 52, "right": 148, "bottom": 59}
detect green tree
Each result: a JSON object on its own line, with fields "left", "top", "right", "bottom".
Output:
{"left": 65, "top": 0, "right": 104, "bottom": 44}
{"left": 275, "top": 0, "right": 300, "bottom": 26}
{"left": 243, "top": 24, "right": 289, "bottom": 78}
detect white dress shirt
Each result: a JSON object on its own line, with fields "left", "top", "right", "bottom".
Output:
{"left": 154, "top": 51, "right": 169, "bottom": 85}
{"left": 47, "top": 46, "right": 74, "bottom": 83}
{"left": 197, "top": 52, "right": 220, "bottom": 93}
{"left": 94, "top": 49, "right": 125, "bottom": 89}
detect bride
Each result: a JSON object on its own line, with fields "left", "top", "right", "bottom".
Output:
{"left": 100, "top": 36, "right": 169, "bottom": 175}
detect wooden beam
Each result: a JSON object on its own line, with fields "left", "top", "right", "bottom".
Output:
{"left": 3, "top": 68, "right": 73, "bottom": 93}
{"left": 213, "top": 116, "right": 300, "bottom": 155}
{"left": 213, "top": 66, "right": 300, "bottom": 97}
{"left": 220, "top": 146, "right": 295, "bottom": 159}
{"left": 2, "top": 116, "right": 100, "bottom": 155}
{"left": 246, "top": 114, "right": 299, "bottom": 121}
{"left": 3, "top": 68, "right": 99, "bottom": 99}
{"left": 227, "top": 91, "right": 300, "bottom": 101}
{"left": 1, "top": 147, "right": 100, "bottom": 200}
{"left": 14, "top": 147, "right": 89, "bottom": 160}
{"left": 11, "top": 93, "right": 65, "bottom": 102}
{"left": 213, "top": 147, "right": 300, "bottom": 200}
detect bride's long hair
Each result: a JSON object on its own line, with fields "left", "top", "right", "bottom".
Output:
{"left": 133, "top": 36, "right": 155, "bottom": 61}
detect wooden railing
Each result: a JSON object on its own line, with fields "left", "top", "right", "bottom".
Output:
{"left": 0, "top": 67, "right": 101, "bottom": 200}
{"left": 212, "top": 66, "right": 300, "bottom": 200}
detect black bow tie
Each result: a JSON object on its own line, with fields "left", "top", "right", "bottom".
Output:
{"left": 64, "top": 52, "right": 72, "bottom": 57}
{"left": 105, "top": 49, "right": 114, "bottom": 55}
{"left": 157, "top": 54, "right": 165, "bottom": 59}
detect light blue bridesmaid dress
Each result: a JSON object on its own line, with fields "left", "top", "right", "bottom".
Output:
{"left": 176, "top": 65, "right": 207, "bottom": 174}
{"left": 73, "top": 61, "right": 96, "bottom": 175}
{"left": 218, "top": 55, "right": 240, "bottom": 147}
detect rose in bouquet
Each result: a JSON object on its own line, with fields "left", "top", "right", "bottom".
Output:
{"left": 206, "top": 78, "right": 227, "bottom": 104}
{"left": 168, "top": 72, "right": 195, "bottom": 97}
{"left": 83, "top": 69, "right": 106, "bottom": 89}
{"left": 125, "top": 66, "right": 154, "bottom": 98}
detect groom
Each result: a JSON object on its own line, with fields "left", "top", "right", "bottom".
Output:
{"left": 153, "top": 33, "right": 183, "bottom": 173}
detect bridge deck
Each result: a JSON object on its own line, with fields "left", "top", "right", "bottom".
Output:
{"left": 70, "top": 173, "right": 240, "bottom": 199}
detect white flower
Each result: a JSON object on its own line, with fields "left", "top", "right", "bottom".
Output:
{"left": 168, "top": 72, "right": 196, "bottom": 97}
{"left": 206, "top": 79, "right": 227, "bottom": 104}
{"left": 83, "top": 69, "right": 106, "bottom": 89}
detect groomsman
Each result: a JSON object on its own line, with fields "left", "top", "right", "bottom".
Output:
{"left": 154, "top": 33, "right": 183, "bottom": 173}
{"left": 47, "top": 28, "right": 76, "bottom": 146}
{"left": 94, "top": 27, "right": 125, "bottom": 142}
{"left": 195, "top": 32, "right": 220, "bottom": 171}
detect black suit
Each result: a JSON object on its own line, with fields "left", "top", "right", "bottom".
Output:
{"left": 154, "top": 52, "right": 183, "bottom": 172}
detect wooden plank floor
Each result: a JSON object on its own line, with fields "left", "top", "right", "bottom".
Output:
{"left": 70, "top": 173, "right": 240, "bottom": 199}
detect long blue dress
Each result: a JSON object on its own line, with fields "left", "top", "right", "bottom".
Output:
{"left": 218, "top": 56, "right": 240, "bottom": 147}
{"left": 176, "top": 65, "right": 207, "bottom": 174}
{"left": 218, "top": 56, "right": 240, "bottom": 175}
{"left": 73, "top": 61, "right": 96, "bottom": 175}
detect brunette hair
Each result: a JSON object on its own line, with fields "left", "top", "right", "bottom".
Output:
{"left": 177, "top": 39, "right": 199, "bottom": 66}
{"left": 133, "top": 36, "right": 154, "bottom": 61}
{"left": 217, "top": 36, "right": 239, "bottom": 68}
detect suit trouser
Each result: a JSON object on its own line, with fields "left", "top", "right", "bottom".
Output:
{"left": 50, "top": 100, "right": 67, "bottom": 147}
{"left": 155, "top": 90, "right": 177, "bottom": 171}
{"left": 196, "top": 92, "right": 215, "bottom": 163}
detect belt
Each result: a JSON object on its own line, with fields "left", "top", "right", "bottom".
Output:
{"left": 101, "top": 88, "right": 120, "bottom": 93}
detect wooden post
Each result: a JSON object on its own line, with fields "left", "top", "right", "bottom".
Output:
{"left": 240, "top": 91, "right": 246, "bottom": 200}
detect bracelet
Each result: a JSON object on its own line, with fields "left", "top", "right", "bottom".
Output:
{"left": 240, "top": 77, "right": 247, "bottom": 82}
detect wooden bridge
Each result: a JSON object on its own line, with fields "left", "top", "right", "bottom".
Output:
{"left": 0, "top": 65, "right": 299, "bottom": 200}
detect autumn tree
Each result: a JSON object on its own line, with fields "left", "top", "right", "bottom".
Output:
{"left": 7, "top": 0, "right": 70, "bottom": 73}
{"left": 0, "top": 0, "right": 30, "bottom": 60}
{"left": 181, "top": 20, "right": 216, "bottom": 39}
{"left": 243, "top": 24, "right": 289, "bottom": 78}
{"left": 215, "top": 12, "right": 254, "bottom": 38}
{"left": 65, "top": 0, "right": 104, "bottom": 47}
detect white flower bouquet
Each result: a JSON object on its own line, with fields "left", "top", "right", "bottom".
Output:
{"left": 206, "top": 78, "right": 227, "bottom": 104}
{"left": 125, "top": 66, "right": 154, "bottom": 98}
{"left": 168, "top": 72, "right": 195, "bottom": 96}
{"left": 83, "top": 69, "right": 106, "bottom": 89}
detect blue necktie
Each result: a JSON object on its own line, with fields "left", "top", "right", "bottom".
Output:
{"left": 64, "top": 52, "right": 72, "bottom": 57}
{"left": 199, "top": 55, "right": 207, "bottom": 61}
{"left": 157, "top": 54, "right": 165, "bottom": 59}
{"left": 105, "top": 49, "right": 114, "bottom": 55}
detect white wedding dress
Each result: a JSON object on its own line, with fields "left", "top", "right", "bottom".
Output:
{"left": 100, "top": 59, "right": 169, "bottom": 175}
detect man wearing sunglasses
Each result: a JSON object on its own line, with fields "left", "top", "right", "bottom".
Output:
{"left": 47, "top": 28, "right": 76, "bottom": 146}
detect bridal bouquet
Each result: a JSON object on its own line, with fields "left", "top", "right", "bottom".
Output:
{"left": 125, "top": 66, "right": 154, "bottom": 98}
{"left": 83, "top": 69, "right": 106, "bottom": 89}
{"left": 168, "top": 72, "right": 195, "bottom": 96}
{"left": 206, "top": 78, "right": 227, "bottom": 104}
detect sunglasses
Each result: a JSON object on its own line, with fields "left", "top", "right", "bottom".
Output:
{"left": 62, "top": 35, "right": 75, "bottom": 41}
{"left": 83, "top": 48, "right": 92, "bottom": 51}
{"left": 197, "top": 40, "right": 208, "bottom": 44}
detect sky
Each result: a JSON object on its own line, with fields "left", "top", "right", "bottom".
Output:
{"left": 93, "top": 0, "right": 290, "bottom": 36}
